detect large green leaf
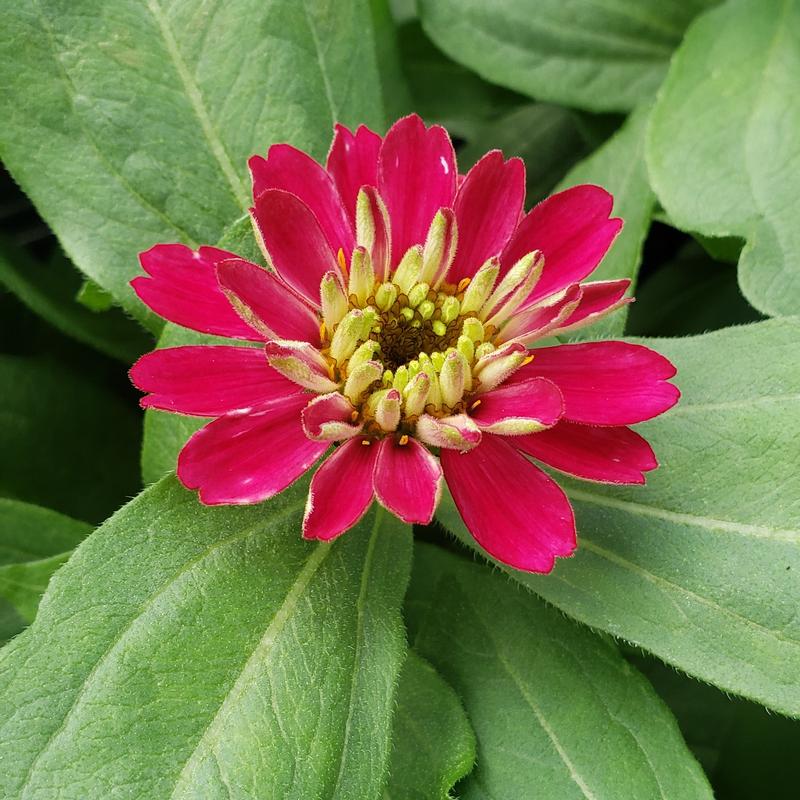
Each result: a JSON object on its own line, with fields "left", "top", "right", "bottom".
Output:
{"left": 0, "top": 0, "right": 386, "bottom": 328}
{"left": 0, "top": 477, "right": 412, "bottom": 799}
{"left": 406, "top": 544, "right": 712, "bottom": 799}
{"left": 646, "top": 0, "right": 800, "bottom": 318}
{"left": 0, "top": 238, "right": 151, "bottom": 363}
{"left": 417, "top": 0, "right": 717, "bottom": 112}
{"left": 0, "top": 500, "right": 90, "bottom": 643}
{"left": 438, "top": 318, "right": 800, "bottom": 716}
{"left": 386, "top": 651, "right": 476, "bottom": 799}
{"left": 0, "top": 355, "right": 141, "bottom": 523}
{"left": 556, "top": 105, "right": 655, "bottom": 338}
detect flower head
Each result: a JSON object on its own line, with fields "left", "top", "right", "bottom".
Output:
{"left": 130, "top": 115, "right": 679, "bottom": 573}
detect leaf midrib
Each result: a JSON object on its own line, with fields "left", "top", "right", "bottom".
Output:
{"left": 15, "top": 497, "right": 306, "bottom": 799}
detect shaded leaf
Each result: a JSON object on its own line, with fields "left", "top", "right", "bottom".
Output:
{"left": 0, "top": 0, "right": 386, "bottom": 327}
{"left": 418, "top": 0, "right": 717, "bottom": 112}
{"left": 386, "top": 651, "right": 476, "bottom": 799}
{"left": 646, "top": 0, "right": 800, "bottom": 317}
{"left": 407, "top": 544, "right": 712, "bottom": 799}
{"left": 0, "top": 237, "right": 150, "bottom": 363}
{"left": 0, "top": 477, "right": 412, "bottom": 799}
{"left": 438, "top": 318, "right": 800, "bottom": 716}
{"left": 0, "top": 355, "right": 141, "bottom": 523}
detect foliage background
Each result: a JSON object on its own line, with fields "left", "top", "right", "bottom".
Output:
{"left": 0, "top": 0, "right": 798, "bottom": 797}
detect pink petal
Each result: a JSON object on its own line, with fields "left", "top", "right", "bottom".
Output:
{"left": 516, "top": 422, "right": 657, "bottom": 484}
{"left": 441, "top": 434, "right": 576, "bottom": 573}
{"left": 301, "top": 392, "right": 363, "bottom": 441}
{"left": 216, "top": 258, "right": 321, "bottom": 345}
{"left": 378, "top": 114, "right": 457, "bottom": 267}
{"left": 471, "top": 377, "right": 563, "bottom": 435}
{"left": 132, "top": 244, "right": 261, "bottom": 340}
{"left": 500, "top": 284, "right": 582, "bottom": 345}
{"left": 449, "top": 151, "right": 525, "bottom": 283}
{"left": 326, "top": 123, "right": 382, "bottom": 226}
{"left": 251, "top": 189, "right": 340, "bottom": 306}
{"left": 249, "top": 145, "right": 355, "bottom": 258}
{"left": 373, "top": 436, "right": 442, "bottom": 524}
{"left": 551, "top": 279, "right": 632, "bottom": 336}
{"left": 130, "top": 345, "right": 300, "bottom": 416}
{"left": 517, "top": 342, "right": 680, "bottom": 425}
{"left": 303, "top": 438, "right": 378, "bottom": 541}
{"left": 178, "top": 394, "right": 327, "bottom": 505}
{"left": 500, "top": 185, "right": 622, "bottom": 307}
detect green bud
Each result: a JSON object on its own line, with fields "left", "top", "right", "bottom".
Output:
{"left": 457, "top": 334, "right": 475, "bottom": 362}
{"left": 431, "top": 319, "right": 447, "bottom": 337}
{"left": 430, "top": 351, "right": 446, "bottom": 371}
{"left": 375, "top": 281, "right": 398, "bottom": 311}
{"left": 407, "top": 282, "right": 430, "bottom": 309}
{"left": 375, "top": 389, "right": 401, "bottom": 432}
{"left": 320, "top": 271, "right": 348, "bottom": 331}
{"left": 393, "top": 245, "right": 423, "bottom": 294}
{"left": 439, "top": 351, "right": 466, "bottom": 407}
{"left": 330, "top": 309, "right": 365, "bottom": 363}
{"left": 440, "top": 296, "right": 460, "bottom": 324}
{"left": 344, "top": 360, "right": 383, "bottom": 403}
{"left": 461, "top": 317, "right": 485, "bottom": 343}
{"left": 392, "top": 365, "right": 409, "bottom": 392}
{"left": 475, "top": 341, "right": 495, "bottom": 360}
{"left": 417, "top": 299, "right": 435, "bottom": 320}
{"left": 460, "top": 258, "right": 499, "bottom": 315}
{"left": 348, "top": 340, "right": 381, "bottom": 372}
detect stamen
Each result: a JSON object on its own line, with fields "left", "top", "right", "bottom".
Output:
{"left": 337, "top": 248, "right": 348, "bottom": 274}
{"left": 399, "top": 435, "right": 409, "bottom": 446}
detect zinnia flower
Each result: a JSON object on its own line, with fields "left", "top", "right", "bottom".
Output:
{"left": 130, "top": 114, "right": 679, "bottom": 573}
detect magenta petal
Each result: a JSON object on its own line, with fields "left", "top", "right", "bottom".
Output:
{"left": 450, "top": 151, "right": 525, "bottom": 283}
{"left": 326, "top": 123, "right": 382, "bottom": 226}
{"left": 251, "top": 189, "right": 340, "bottom": 306}
{"left": 516, "top": 422, "right": 657, "bottom": 485}
{"left": 500, "top": 185, "right": 622, "bottom": 306}
{"left": 373, "top": 437, "right": 442, "bottom": 524}
{"left": 471, "top": 377, "right": 563, "bottom": 435}
{"left": 551, "top": 279, "right": 632, "bottom": 336}
{"left": 441, "top": 435, "right": 576, "bottom": 573}
{"left": 216, "top": 258, "right": 321, "bottom": 344}
{"left": 378, "top": 114, "right": 457, "bottom": 267}
{"left": 132, "top": 244, "right": 262, "bottom": 340}
{"left": 301, "top": 392, "right": 362, "bottom": 441}
{"left": 130, "top": 345, "right": 300, "bottom": 416}
{"left": 178, "top": 395, "right": 327, "bottom": 505}
{"left": 518, "top": 342, "right": 680, "bottom": 425}
{"left": 249, "top": 145, "right": 355, "bottom": 258}
{"left": 303, "top": 438, "right": 377, "bottom": 541}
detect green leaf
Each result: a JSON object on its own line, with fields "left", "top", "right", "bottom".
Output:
{"left": 75, "top": 279, "right": 115, "bottom": 313}
{"left": 0, "top": 499, "right": 90, "bottom": 566}
{"left": 0, "top": 0, "right": 386, "bottom": 328}
{"left": 0, "top": 477, "right": 412, "bottom": 799}
{"left": 417, "top": 0, "right": 717, "bottom": 112}
{"left": 0, "top": 500, "right": 90, "bottom": 643}
{"left": 0, "top": 355, "right": 141, "bottom": 523}
{"left": 386, "top": 651, "right": 476, "bottom": 799}
{"left": 407, "top": 544, "right": 712, "bottom": 799}
{"left": 556, "top": 105, "right": 655, "bottom": 338}
{"left": 0, "top": 237, "right": 151, "bottom": 363}
{"left": 458, "top": 104, "right": 593, "bottom": 205}
{"left": 438, "top": 318, "right": 800, "bottom": 716}
{"left": 646, "top": 0, "right": 800, "bottom": 318}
